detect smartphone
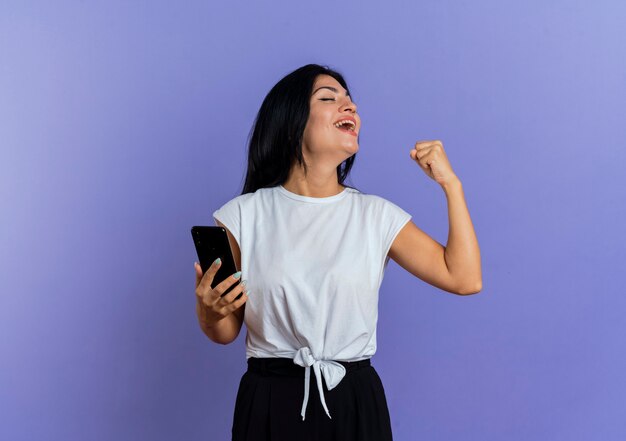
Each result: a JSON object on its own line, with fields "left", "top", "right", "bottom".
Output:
{"left": 191, "top": 226, "right": 242, "bottom": 299}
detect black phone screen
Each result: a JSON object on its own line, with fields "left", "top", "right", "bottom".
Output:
{"left": 190, "top": 226, "right": 242, "bottom": 298}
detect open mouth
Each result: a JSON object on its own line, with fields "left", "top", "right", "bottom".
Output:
{"left": 333, "top": 120, "right": 357, "bottom": 136}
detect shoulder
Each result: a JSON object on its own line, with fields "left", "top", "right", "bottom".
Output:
{"left": 351, "top": 189, "right": 407, "bottom": 213}
{"left": 215, "top": 189, "right": 260, "bottom": 210}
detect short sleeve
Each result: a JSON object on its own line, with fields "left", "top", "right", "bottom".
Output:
{"left": 212, "top": 197, "right": 242, "bottom": 250}
{"left": 380, "top": 197, "right": 412, "bottom": 259}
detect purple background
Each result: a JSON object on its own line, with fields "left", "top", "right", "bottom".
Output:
{"left": 2, "top": 1, "right": 625, "bottom": 440}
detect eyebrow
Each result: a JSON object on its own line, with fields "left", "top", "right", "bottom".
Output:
{"left": 312, "top": 86, "right": 350, "bottom": 97}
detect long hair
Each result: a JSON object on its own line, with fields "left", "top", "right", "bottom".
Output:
{"left": 240, "top": 64, "right": 361, "bottom": 195}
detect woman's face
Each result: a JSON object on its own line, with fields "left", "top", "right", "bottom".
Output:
{"left": 302, "top": 74, "right": 360, "bottom": 163}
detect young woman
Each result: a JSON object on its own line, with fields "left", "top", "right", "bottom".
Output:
{"left": 194, "top": 64, "right": 482, "bottom": 440}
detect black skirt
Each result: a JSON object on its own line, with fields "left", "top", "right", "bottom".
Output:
{"left": 231, "top": 357, "right": 393, "bottom": 441}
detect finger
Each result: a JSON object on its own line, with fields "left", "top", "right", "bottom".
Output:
{"left": 221, "top": 281, "right": 249, "bottom": 310}
{"left": 194, "top": 261, "right": 203, "bottom": 286}
{"left": 421, "top": 152, "right": 436, "bottom": 167}
{"left": 413, "top": 143, "right": 440, "bottom": 161}
{"left": 412, "top": 145, "right": 431, "bottom": 163}
{"left": 415, "top": 140, "right": 442, "bottom": 147}
{"left": 196, "top": 258, "right": 222, "bottom": 292}
{"left": 212, "top": 271, "right": 243, "bottom": 299}
{"left": 225, "top": 290, "right": 249, "bottom": 313}
{"left": 215, "top": 285, "right": 248, "bottom": 315}
{"left": 218, "top": 279, "right": 248, "bottom": 305}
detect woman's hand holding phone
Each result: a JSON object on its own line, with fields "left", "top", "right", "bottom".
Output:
{"left": 194, "top": 259, "right": 249, "bottom": 328}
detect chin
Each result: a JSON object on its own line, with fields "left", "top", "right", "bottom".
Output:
{"left": 343, "top": 144, "right": 359, "bottom": 156}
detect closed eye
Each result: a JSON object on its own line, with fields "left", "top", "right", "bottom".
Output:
{"left": 321, "top": 98, "right": 358, "bottom": 107}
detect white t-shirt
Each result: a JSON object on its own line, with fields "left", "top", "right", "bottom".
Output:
{"left": 212, "top": 184, "right": 412, "bottom": 420}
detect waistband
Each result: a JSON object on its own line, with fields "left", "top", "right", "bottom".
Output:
{"left": 247, "top": 356, "right": 372, "bottom": 377}
{"left": 247, "top": 350, "right": 372, "bottom": 421}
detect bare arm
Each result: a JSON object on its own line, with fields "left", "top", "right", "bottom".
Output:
{"left": 388, "top": 177, "right": 482, "bottom": 295}
{"left": 441, "top": 178, "right": 482, "bottom": 294}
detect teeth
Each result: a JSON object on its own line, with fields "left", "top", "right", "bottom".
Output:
{"left": 334, "top": 120, "right": 355, "bottom": 131}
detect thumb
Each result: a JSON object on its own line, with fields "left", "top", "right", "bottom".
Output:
{"left": 194, "top": 261, "right": 202, "bottom": 284}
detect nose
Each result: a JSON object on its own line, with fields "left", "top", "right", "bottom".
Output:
{"left": 341, "top": 97, "right": 357, "bottom": 114}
